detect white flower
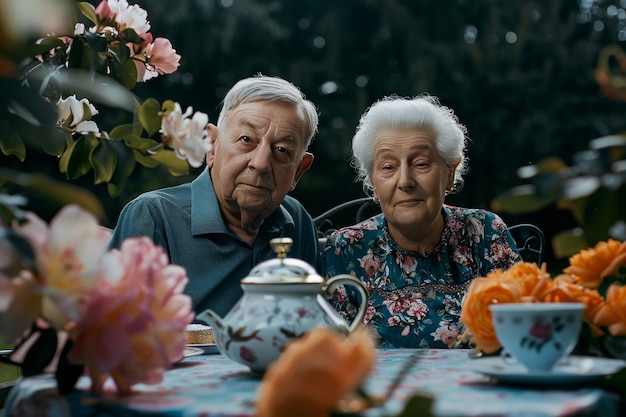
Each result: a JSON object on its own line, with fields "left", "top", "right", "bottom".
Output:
{"left": 109, "top": 0, "right": 150, "bottom": 35}
{"left": 56, "top": 95, "right": 100, "bottom": 134}
{"left": 74, "top": 23, "right": 85, "bottom": 36}
{"left": 160, "top": 103, "right": 212, "bottom": 168}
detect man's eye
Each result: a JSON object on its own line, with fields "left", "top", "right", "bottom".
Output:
{"left": 240, "top": 136, "right": 252, "bottom": 143}
{"left": 275, "top": 146, "right": 287, "bottom": 153}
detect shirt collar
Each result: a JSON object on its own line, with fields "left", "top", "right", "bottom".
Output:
{"left": 190, "top": 168, "right": 294, "bottom": 236}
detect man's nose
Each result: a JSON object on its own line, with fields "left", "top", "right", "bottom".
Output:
{"left": 248, "top": 143, "right": 272, "bottom": 172}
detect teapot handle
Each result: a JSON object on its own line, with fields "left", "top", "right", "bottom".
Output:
{"left": 323, "top": 274, "right": 368, "bottom": 333}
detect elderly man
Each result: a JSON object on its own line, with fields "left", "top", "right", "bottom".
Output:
{"left": 109, "top": 75, "right": 319, "bottom": 315}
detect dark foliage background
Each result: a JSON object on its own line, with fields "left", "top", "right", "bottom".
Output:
{"left": 4, "top": 0, "right": 626, "bottom": 266}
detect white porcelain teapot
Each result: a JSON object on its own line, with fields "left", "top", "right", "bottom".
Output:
{"left": 198, "top": 237, "right": 367, "bottom": 373}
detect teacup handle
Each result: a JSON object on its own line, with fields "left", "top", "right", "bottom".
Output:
{"left": 500, "top": 349, "right": 518, "bottom": 366}
{"left": 323, "top": 274, "right": 368, "bottom": 333}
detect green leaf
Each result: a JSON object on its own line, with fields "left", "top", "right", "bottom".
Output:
{"left": 89, "top": 140, "right": 118, "bottom": 184}
{"left": 551, "top": 228, "right": 587, "bottom": 258}
{"left": 108, "top": 141, "right": 136, "bottom": 192}
{"left": 0, "top": 120, "right": 26, "bottom": 161}
{"left": 77, "top": 2, "right": 98, "bottom": 25}
{"left": 84, "top": 32, "right": 108, "bottom": 54}
{"left": 109, "top": 123, "right": 143, "bottom": 139}
{"left": 123, "top": 135, "right": 161, "bottom": 152}
{"left": 58, "top": 135, "right": 75, "bottom": 174}
{"left": 63, "top": 135, "right": 99, "bottom": 180}
{"left": 582, "top": 185, "right": 626, "bottom": 245}
{"left": 120, "top": 28, "right": 144, "bottom": 44}
{"left": 0, "top": 167, "right": 106, "bottom": 221}
{"left": 30, "top": 36, "right": 66, "bottom": 56}
{"left": 139, "top": 98, "right": 162, "bottom": 137}
{"left": 122, "top": 59, "right": 138, "bottom": 90}
{"left": 134, "top": 152, "right": 160, "bottom": 168}
{"left": 161, "top": 99, "right": 177, "bottom": 114}
{"left": 107, "top": 39, "right": 131, "bottom": 63}
{"left": 491, "top": 185, "right": 557, "bottom": 215}
{"left": 146, "top": 149, "right": 189, "bottom": 176}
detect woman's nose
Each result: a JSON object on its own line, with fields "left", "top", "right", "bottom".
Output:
{"left": 398, "top": 163, "right": 416, "bottom": 189}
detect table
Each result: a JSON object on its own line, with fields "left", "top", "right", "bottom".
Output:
{"left": 3, "top": 349, "right": 622, "bottom": 417}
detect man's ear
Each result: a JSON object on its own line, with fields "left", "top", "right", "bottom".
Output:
{"left": 290, "top": 152, "right": 314, "bottom": 191}
{"left": 205, "top": 123, "right": 218, "bottom": 168}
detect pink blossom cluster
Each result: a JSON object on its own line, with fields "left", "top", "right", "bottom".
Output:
{"left": 0, "top": 205, "right": 194, "bottom": 394}
{"left": 92, "top": 0, "right": 180, "bottom": 81}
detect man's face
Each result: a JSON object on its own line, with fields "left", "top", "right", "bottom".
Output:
{"left": 207, "top": 101, "right": 313, "bottom": 225}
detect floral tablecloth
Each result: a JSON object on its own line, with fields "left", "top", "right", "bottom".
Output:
{"left": 3, "top": 349, "right": 621, "bottom": 417}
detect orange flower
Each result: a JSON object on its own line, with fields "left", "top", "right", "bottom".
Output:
{"left": 460, "top": 274, "right": 524, "bottom": 354}
{"left": 594, "top": 284, "right": 626, "bottom": 337}
{"left": 546, "top": 274, "right": 605, "bottom": 337}
{"left": 564, "top": 239, "right": 626, "bottom": 289}
{"left": 502, "top": 262, "right": 552, "bottom": 301}
{"left": 256, "top": 326, "right": 375, "bottom": 417}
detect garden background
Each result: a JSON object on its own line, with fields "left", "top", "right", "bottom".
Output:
{"left": 2, "top": 0, "right": 626, "bottom": 268}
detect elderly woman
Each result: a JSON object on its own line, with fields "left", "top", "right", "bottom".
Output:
{"left": 323, "top": 94, "right": 521, "bottom": 349}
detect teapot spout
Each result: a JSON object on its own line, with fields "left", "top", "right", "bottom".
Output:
{"left": 197, "top": 309, "right": 224, "bottom": 331}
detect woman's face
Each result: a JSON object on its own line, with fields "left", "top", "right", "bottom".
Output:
{"left": 370, "top": 127, "right": 455, "bottom": 246}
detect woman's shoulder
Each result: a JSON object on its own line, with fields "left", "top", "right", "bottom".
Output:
{"left": 444, "top": 205, "right": 505, "bottom": 224}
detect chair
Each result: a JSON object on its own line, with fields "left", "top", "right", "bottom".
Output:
{"left": 507, "top": 223, "right": 545, "bottom": 266}
{"left": 313, "top": 198, "right": 545, "bottom": 265}
{"left": 313, "top": 197, "right": 378, "bottom": 239}
{"left": 313, "top": 197, "right": 379, "bottom": 251}
{"left": 0, "top": 380, "right": 15, "bottom": 410}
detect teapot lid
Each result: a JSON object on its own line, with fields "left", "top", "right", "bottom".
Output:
{"left": 242, "top": 237, "right": 323, "bottom": 284}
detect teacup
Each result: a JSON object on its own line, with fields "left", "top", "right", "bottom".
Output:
{"left": 489, "top": 302, "right": 585, "bottom": 372}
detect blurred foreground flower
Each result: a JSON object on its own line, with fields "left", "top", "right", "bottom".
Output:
{"left": 460, "top": 239, "right": 626, "bottom": 356}
{"left": 256, "top": 326, "right": 375, "bottom": 417}
{"left": 0, "top": 204, "right": 194, "bottom": 394}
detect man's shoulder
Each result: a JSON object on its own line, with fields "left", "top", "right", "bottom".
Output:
{"left": 130, "top": 182, "right": 192, "bottom": 206}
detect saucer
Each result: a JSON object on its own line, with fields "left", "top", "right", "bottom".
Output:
{"left": 468, "top": 355, "right": 626, "bottom": 385}
{"left": 187, "top": 343, "right": 220, "bottom": 354}
{"left": 183, "top": 347, "right": 204, "bottom": 358}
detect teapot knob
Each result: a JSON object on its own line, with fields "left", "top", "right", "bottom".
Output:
{"left": 270, "top": 237, "right": 293, "bottom": 260}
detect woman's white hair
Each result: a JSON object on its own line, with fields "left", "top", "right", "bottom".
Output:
{"left": 217, "top": 74, "right": 319, "bottom": 152}
{"left": 351, "top": 94, "right": 469, "bottom": 196}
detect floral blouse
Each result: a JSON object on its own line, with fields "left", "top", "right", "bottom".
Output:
{"left": 322, "top": 205, "right": 522, "bottom": 349}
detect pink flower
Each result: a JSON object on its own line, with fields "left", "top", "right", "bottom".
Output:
{"left": 94, "top": 0, "right": 115, "bottom": 22}
{"left": 144, "top": 37, "right": 181, "bottom": 75}
{"left": 68, "top": 237, "right": 193, "bottom": 394}
{"left": 529, "top": 321, "right": 552, "bottom": 341}
{"left": 359, "top": 251, "right": 381, "bottom": 277}
{"left": 11, "top": 206, "right": 110, "bottom": 331}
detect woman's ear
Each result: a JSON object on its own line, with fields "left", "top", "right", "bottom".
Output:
{"left": 447, "top": 158, "right": 462, "bottom": 190}
{"left": 205, "top": 123, "right": 218, "bottom": 168}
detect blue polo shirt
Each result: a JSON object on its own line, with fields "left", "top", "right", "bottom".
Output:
{"left": 108, "top": 168, "right": 320, "bottom": 317}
